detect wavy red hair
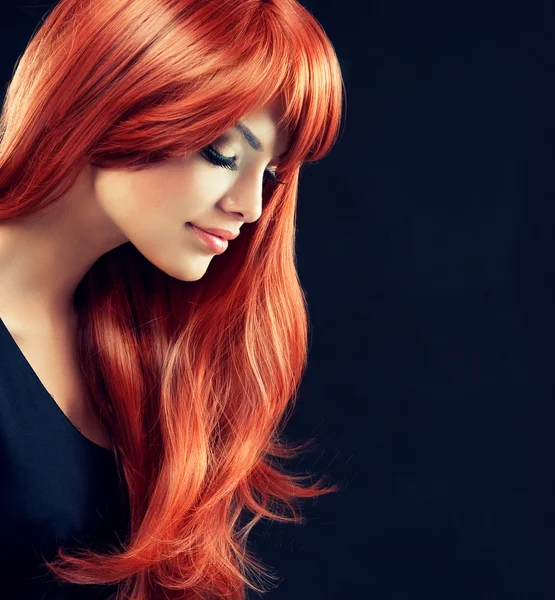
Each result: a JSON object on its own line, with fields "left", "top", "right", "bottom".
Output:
{"left": 0, "top": 0, "right": 345, "bottom": 597}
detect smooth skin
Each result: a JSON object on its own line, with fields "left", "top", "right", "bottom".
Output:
{"left": 0, "top": 97, "right": 289, "bottom": 449}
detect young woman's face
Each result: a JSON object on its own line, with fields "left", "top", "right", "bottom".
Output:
{"left": 92, "top": 97, "right": 290, "bottom": 282}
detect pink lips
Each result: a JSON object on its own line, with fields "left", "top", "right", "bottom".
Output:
{"left": 187, "top": 223, "right": 229, "bottom": 254}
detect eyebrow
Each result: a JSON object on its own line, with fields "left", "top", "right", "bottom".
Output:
{"left": 235, "top": 121, "right": 287, "bottom": 159}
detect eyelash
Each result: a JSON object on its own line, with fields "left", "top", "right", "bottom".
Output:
{"left": 200, "top": 145, "right": 286, "bottom": 185}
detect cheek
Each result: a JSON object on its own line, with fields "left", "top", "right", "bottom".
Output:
{"left": 178, "top": 154, "right": 231, "bottom": 206}
{"left": 136, "top": 157, "right": 217, "bottom": 216}
{"left": 98, "top": 169, "right": 183, "bottom": 220}
{"left": 128, "top": 171, "right": 183, "bottom": 211}
{"left": 94, "top": 157, "right": 224, "bottom": 231}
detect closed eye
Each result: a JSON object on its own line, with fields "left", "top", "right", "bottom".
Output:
{"left": 200, "top": 145, "right": 286, "bottom": 185}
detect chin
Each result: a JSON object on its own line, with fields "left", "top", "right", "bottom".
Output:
{"left": 146, "top": 252, "right": 212, "bottom": 282}
{"left": 184, "top": 273, "right": 206, "bottom": 282}
{"left": 170, "top": 263, "right": 210, "bottom": 282}
{"left": 165, "top": 270, "right": 205, "bottom": 283}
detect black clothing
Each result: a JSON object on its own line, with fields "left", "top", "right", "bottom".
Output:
{"left": 0, "top": 317, "right": 130, "bottom": 599}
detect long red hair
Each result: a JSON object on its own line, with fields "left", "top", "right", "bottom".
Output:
{"left": 0, "top": 0, "right": 345, "bottom": 597}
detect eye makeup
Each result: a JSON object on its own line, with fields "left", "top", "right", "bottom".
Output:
{"left": 200, "top": 144, "right": 286, "bottom": 185}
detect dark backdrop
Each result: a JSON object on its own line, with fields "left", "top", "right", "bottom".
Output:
{"left": 2, "top": 1, "right": 554, "bottom": 599}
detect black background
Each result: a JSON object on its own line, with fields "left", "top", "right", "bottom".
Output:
{"left": 2, "top": 1, "right": 554, "bottom": 599}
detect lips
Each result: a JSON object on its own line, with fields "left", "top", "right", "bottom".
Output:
{"left": 188, "top": 225, "right": 239, "bottom": 241}
{"left": 187, "top": 223, "right": 229, "bottom": 254}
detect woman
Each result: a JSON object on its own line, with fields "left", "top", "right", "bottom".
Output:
{"left": 0, "top": 0, "right": 345, "bottom": 598}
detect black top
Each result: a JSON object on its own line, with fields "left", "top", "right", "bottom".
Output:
{"left": 0, "top": 317, "right": 130, "bottom": 599}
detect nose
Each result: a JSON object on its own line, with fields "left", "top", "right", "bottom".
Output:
{"left": 223, "top": 168, "right": 266, "bottom": 224}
